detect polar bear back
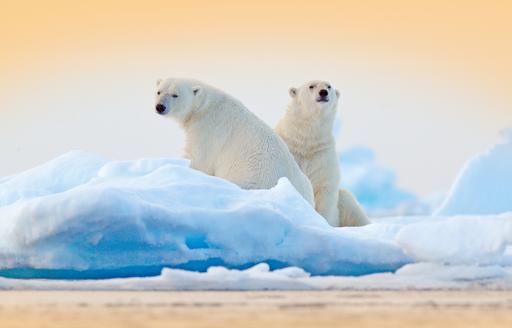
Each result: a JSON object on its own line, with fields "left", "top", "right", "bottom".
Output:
{"left": 181, "top": 82, "right": 314, "bottom": 205}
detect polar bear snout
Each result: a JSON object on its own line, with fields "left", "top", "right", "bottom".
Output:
{"left": 317, "top": 89, "right": 329, "bottom": 102}
{"left": 155, "top": 104, "right": 167, "bottom": 115}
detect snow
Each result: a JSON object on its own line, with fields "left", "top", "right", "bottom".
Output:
{"left": 436, "top": 128, "right": 512, "bottom": 215}
{"left": 0, "top": 151, "right": 107, "bottom": 207}
{"left": 1, "top": 262, "right": 512, "bottom": 291}
{"left": 0, "top": 146, "right": 511, "bottom": 290}
{"left": 0, "top": 151, "right": 408, "bottom": 279}
{"left": 396, "top": 214, "right": 512, "bottom": 265}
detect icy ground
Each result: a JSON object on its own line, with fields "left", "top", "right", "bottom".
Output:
{"left": 0, "top": 129, "right": 511, "bottom": 290}
{"left": 2, "top": 261, "right": 512, "bottom": 290}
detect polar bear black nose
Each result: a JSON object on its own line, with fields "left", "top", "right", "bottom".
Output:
{"left": 156, "top": 104, "right": 166, "bottom": 114}
{"left": 319, "top": 89, "right": 328, "bottom": 97}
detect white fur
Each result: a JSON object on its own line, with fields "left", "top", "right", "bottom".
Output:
{"left": 275, "top": 80, "right": 369, "bottom": 226}
{"left": 338, "top": 189, "right": 370, "bottom": 226}
{"left": 155, "top": 78, "right": 315, "bottom": 206}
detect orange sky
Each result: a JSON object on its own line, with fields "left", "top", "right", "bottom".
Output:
{"left": 1, "top": 0, "right": 511, "bottom": 195}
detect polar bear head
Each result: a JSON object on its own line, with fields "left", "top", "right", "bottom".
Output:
{"left": 155, "top": 78, "right": 205, "bottom": 122}
{"left": 289, "top": 80, "right": 340, "bottom": 118}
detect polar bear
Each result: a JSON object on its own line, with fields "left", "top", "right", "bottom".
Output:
{"left": 275, "top": 80, "right": 369, "bottom": 227}
{"left": 154, "top": 78, "right": 314, "bottom": 206}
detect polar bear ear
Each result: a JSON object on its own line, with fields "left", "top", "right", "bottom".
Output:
{"left": 192, "top": 86, "right": 202, "bottom": 96}
{"left": 156, "top": 78, "right": 163, "bottom": 87}
{"left": 289, "top": 87, "right": 298, "bottom": 98}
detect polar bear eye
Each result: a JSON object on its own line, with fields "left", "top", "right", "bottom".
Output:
{"left": 327, "top": 85, "right": 331, "bottom": 89}
{"left": 309, "top": 85, "right": 315, "bottom": 90}
{"left": 157, "top": 91, "right": 161, "bottom": 95}
{"left": 172, "top": 94, "right": 178, "bottom": 98}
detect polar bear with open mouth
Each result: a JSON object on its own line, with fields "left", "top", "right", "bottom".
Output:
{"left": 155, "top": 78, "right": 314, "bottom": 206}
{"left": 275, "top": 80, "right": 369, "bottom": 227}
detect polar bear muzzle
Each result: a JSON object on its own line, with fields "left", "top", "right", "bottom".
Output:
{"left": 317, "top": 89, "right": 329, "bottom": 102}
{"left": 155, "top": 104, "right": 167, "bottom": 115}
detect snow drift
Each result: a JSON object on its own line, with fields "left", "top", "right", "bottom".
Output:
{"left": 436, "top": 128, "right": 512, "bottom": 215}
{"left": 0, "top": 149, "right": 511, "bottom": 289}
{"left": 0, "top": 151, "right": 408, "bottom": 279}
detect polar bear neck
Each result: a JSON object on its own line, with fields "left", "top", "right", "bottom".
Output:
{"left": 277, "top": 102, "right": 336, "bottom": 155}
{"left": 181, "top": 91, "right": 249, "bottom": 171}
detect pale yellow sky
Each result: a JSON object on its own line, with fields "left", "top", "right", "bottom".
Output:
{"left": 0, "top": 0, "right": 511, "bottom": 195}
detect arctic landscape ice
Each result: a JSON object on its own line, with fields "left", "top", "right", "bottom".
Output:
{"left": 0, "top": 129, "right": 511, "bottom": 290}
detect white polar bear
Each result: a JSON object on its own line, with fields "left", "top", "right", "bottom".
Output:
{"left": 275, "top": 80, "right": 369, "bottom": 227}
{"left": 154, "top": 78, "right": 315, "bottom": 206}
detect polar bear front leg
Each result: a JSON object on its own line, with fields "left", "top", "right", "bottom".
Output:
{"left": 314, "top": 186, "right": 340, "bottom": 226}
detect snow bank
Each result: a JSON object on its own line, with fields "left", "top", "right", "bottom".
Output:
{"left": 0, "top": 151, "right": 408, "bottom": 279}
{"left": 0, "top": 151, "right": 107, "bottom": 207}
{"left": 436, "top": 128, "right": 512, "bottom": 215}
{"left": 1, "top": 151, "right": 512, "bottom": 290}
{"left": 349, "top": 213, "right": 512, "bottom": 267}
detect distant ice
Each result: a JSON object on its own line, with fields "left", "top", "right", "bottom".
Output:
{"left": 339, "top": 147, "right": 442, "bottom": 216}
{"left": 334, "top": 115, "right": 425, "bottom": 216}
{"left": 436, "top": 128, "right": 512, "bottom": 215}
